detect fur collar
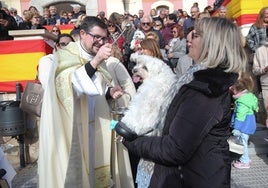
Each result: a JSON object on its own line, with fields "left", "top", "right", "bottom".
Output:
{"left": 186, "top": 68, "right": 238, "bottom": 97}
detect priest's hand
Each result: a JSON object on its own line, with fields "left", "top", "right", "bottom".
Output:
{"left": 91, "top": 43, "right": 112, "bottom": 68}
{"left": 110, "top": 86, "right": 123, "bottom": 99}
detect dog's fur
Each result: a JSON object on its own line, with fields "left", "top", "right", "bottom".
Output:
{"left": 121, "top": 54, "right": 179, "bottom": 136}
{"left": 130, "top": 30, "right": 146, "bottom": 50}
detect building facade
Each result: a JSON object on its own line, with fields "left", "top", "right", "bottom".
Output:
{"left": 1, "top": 0, "right": 267, "bottom": 34}
{"left": 1, "top": 0, "right": 214, "bottom": 18}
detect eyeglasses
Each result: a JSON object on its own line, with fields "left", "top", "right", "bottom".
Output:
{"left": 108, "top": 24, "right": 115, "bottom": 27}
{"left": 68, "top": 14, "right": 73, "bottom": 17}
{"left": 58, "top": 42, "right": 69, "bottom": 47}
{"left": 86, "top": 32, "right": 108, "bottom": 43}
{"left": 142, "top": 22, "right": 150, "bottom": 26}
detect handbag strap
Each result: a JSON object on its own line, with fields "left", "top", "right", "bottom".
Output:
{"left": 35, "top": 71, "right": 41, "bottom": 84}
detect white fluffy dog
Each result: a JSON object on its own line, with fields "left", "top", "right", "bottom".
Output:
{"left": 130, "top": 30, "right": 146, "bottom": 50}
{"left": 118, "top": 54, "right": 179, "bottom": 137}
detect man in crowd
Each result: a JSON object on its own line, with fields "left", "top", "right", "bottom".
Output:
{"left": 134, "top": 9, "right": 144, "bottom": 28}
{"left": 48, "top": 5, "right": 60, "bottom": 25}
{"left": 183, "top": 6, "right": 199, "bottom": 36}
{"left": 139, "top": 15, "right": 165, "bottom": 49}
{"left": 218, "top": 6, "right": 228, "bottom": 18}
{"left": 71, "top": 4, "right": 84, "bottom": 19}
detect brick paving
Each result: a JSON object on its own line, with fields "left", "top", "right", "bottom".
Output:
{"left": 2, "top": 124, "right": 268, "bottom": 188}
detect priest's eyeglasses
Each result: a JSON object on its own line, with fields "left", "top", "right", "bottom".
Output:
{"left": 86, "top": 32, "right": 108, "bottom": 43}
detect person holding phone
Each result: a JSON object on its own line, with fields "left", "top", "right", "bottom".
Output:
{"left": 0, "top": 9, "right": 18, "bottom": 40}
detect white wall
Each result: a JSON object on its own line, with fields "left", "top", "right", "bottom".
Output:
{"left": 182, "top": 0, "right": 208, "bottom": 14}
{"left": 106, "top": 0, "right": 125, "bottom": 17}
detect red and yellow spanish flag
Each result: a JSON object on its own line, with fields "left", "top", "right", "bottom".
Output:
{"left": 219, "top": 0, "right": 268, "bottom": 26}
{"left": 0, "top": 39, "right": 53, "bottom": 92}
{"left": 44, "top": 24, "right": 74, "bottom": 34}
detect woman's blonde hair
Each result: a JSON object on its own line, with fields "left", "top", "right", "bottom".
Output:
{"left": 29, "top": 11, "right": 40, "bottom": 20}
{"left": 254, "top": 7, "right": 268, "bottom": 28}
{"left": 75, "top": 13, "right": 86, "bottom": 28}
{"left": 195, "top": 17, "right": 247, "bottom": 73}
{"left": 23, "top": 10, "right": 32, "bottom": 21}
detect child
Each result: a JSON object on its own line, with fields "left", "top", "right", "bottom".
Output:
{"left": 230, "top": 75, "right": 259, "bottom": 169}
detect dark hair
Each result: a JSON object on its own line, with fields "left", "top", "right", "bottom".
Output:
{"left": 109, "top": 12, "right": 123, "bottom": 25}
{"left": 55, "top": 34, "right": 74, "bottom": 45}
{"left": 168, "top": 13, "right": 177, "bottom": 22}
{"left": 80, "top": 16, "right": 107, "bottom": 33}
{"left": 186, "top": 26, "right": 194, "bottom": 36}
{"left": 178, "top": 9, "right": 183, "bottom": 14}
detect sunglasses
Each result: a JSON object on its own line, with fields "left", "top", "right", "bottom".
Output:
{"left": 59, "top": 42, "right": 68, "bottom": 47}
{"left": 142, "top": 22, "right": 150, "bottom": 26}
{"left": 108, "top": 24, "right": 115, "bottom": 27}
{"left": 52, "top": 30, "right": 59, "bottom": 32}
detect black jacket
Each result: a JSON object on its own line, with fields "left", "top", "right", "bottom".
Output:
{"left": 19, "top": 21, "right": 46, "bottom": 30}
{"left": 123, "top": 68, "right": 238, "bottom": 188}
{"left": 0, "top": 10, "right": 18, "bottom": 40}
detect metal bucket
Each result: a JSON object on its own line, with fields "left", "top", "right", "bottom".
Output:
{"left": 0, "top": 100, "right": 25, "bottom": 136}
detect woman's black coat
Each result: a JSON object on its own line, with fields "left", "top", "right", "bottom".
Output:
{"left": 123, "top": 68, "right": 238, "bottom": 188}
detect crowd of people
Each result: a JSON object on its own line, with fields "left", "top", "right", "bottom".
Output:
{"left": 1, "top": 1, "right": 268, "bottom": 187}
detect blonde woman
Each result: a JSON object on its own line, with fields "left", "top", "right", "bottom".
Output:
{"left": 18, "top": 11, "right": 45, "bottom": 30}
{"left": 122, "top": 17, "right": 247, "bottom": 187}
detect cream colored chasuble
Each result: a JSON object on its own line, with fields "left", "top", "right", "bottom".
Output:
{"left": 38, "top": 41, "right": 113, "bottom": 188}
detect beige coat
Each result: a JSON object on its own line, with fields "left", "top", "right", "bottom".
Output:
{"left": 253, "top": 42, "right": 268, "bottom": 89}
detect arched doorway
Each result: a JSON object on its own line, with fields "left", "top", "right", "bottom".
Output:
{"left": 156, "top": 5, "right": 170, "bottom": 14}
{"left": 151, "top": 0, "right": 174, "bottom": 13}
{"left": 44, "top": 1, "right": 85, "bottom": 15}
{"left": 30, "top": 0, "right": 88, "bottom": 15}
